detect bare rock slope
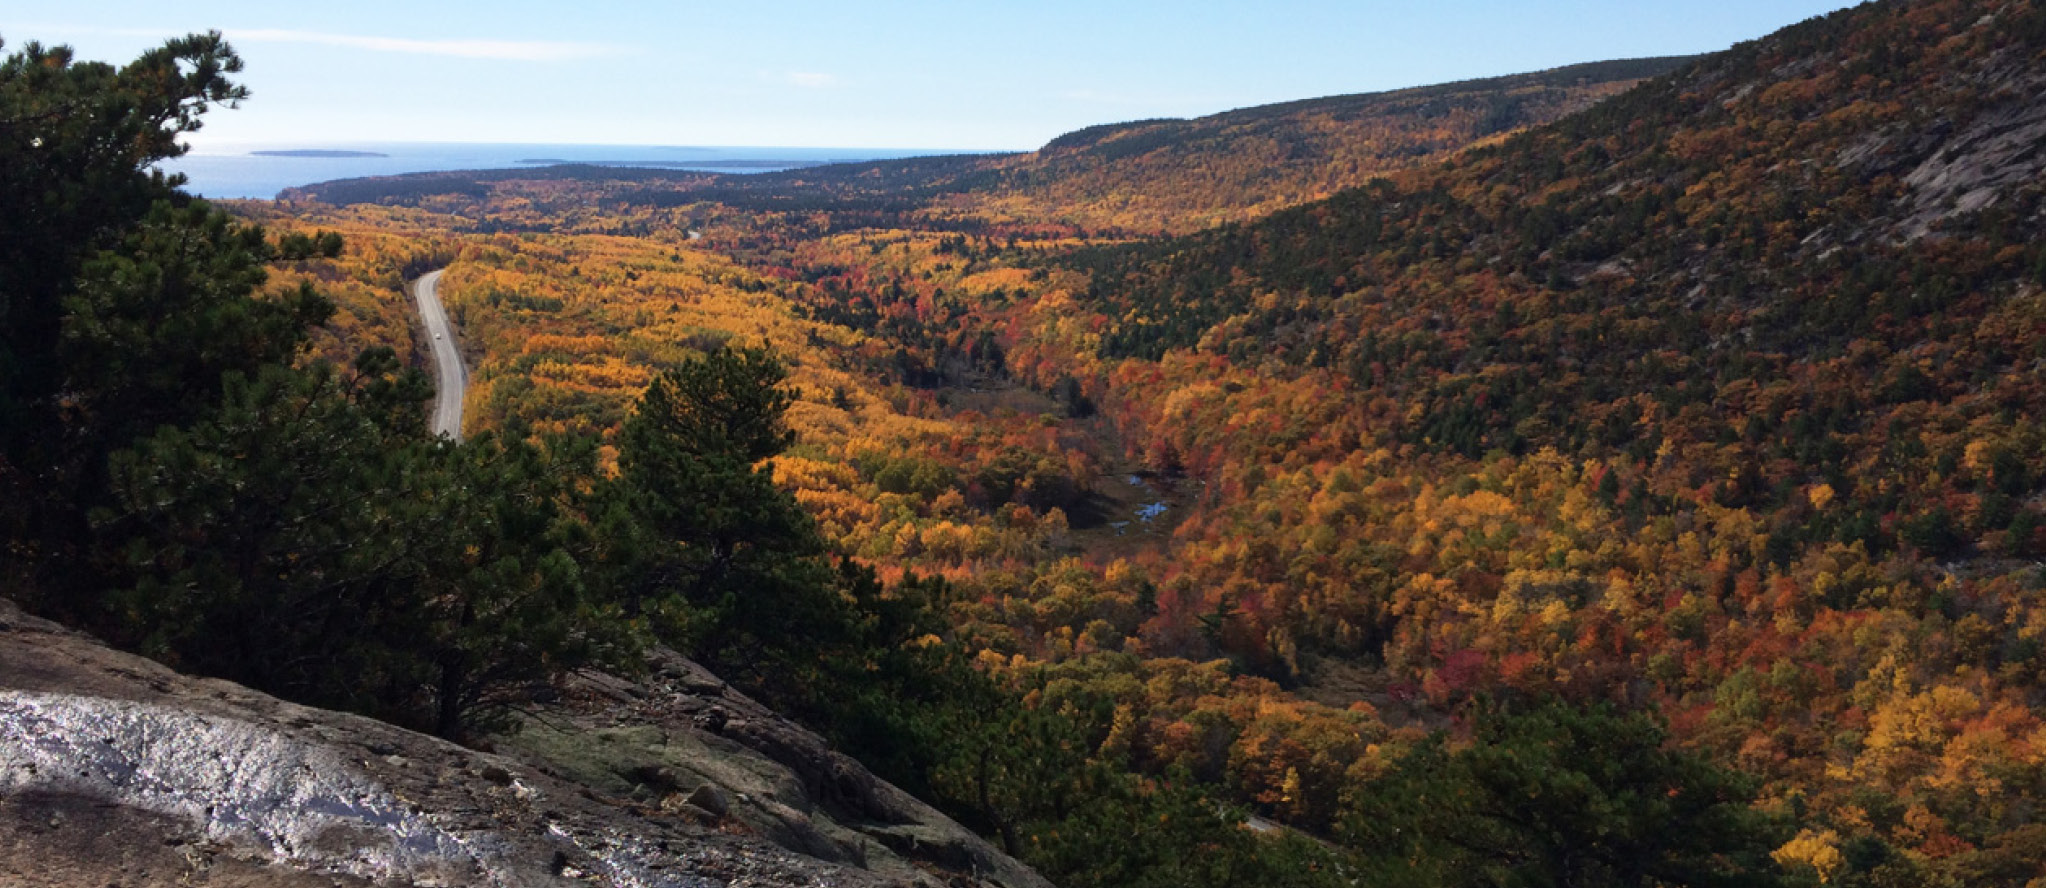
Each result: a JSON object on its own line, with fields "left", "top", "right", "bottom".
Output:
{"left": 0, "top": 599, "right": 1047, "bottom": 888}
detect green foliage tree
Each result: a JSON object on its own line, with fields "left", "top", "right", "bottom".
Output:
{"left": 607, "top": 345, "right": 839, "bottom": 671}
{"left": 1025, "top": 768, "right": 1351, "bottom": 888}
{"left": 99, "top": 354, "right": 614, "bottom": 737}
{"left": 775, "top": 561, "right": 982, "bottom": 796}
{"left": 917, "top": 678, "right": 1355, "bottom": 888}
{"left": 64, "top": 203, "right": 334, "bottom": 447}
{"left": 0, "top": 32, "right": 329, "bottom": 610}
{"left": 0, "top": 32, "right": 245, "bottom": 352}
{"left": 1343, "top": 699, "right": 1790, "bottom": 888}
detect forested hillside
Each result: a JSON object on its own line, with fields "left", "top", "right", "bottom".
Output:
{"left": 285, "top": 57, "right": 1684, "bottom": 236}
{"left": 2, "top": 32, "right": 1383, "bottom": 888}
{"left": 1000, "top": 1, "right": 2046, "bottom": 881}
{"left": 705, "top": 1, "right": 2046, "bottom": 880}
{"left": 26, "top": 0, "right": 2046, "bottom": 885}
{"left": 255, "top": 2, "right": 2046, "bottom": 882}
{"left": 945, "top": 56, "right": 1693, "bottom": 233}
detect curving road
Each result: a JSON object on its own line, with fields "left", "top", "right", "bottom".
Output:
{"left": 410, "top": 269, "right": 466, "bottom": 440}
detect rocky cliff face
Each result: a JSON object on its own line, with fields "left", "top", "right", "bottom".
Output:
{"left": 0, "top": 599, "right": 1047, "bottom": 888}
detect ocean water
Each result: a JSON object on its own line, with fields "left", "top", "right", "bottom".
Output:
{"left": 161, "top": 142, "right": 947, "bottom": 200}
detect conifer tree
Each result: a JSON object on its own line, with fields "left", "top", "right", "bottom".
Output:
{"left": 608, "top": 345, "right": 841, "bottom": 672}
{"left": 1344, "top": 700, "right": 1790, "bottom": 888}
{"left": 0, "top": 33, "right": 325, "bottom": 609}
{"left": 102, "top": 356, "right": 612, "bottom": 738}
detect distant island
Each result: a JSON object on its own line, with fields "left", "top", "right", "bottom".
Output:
{"left": 251, "top": 149, "right": 389, "bottom": 158}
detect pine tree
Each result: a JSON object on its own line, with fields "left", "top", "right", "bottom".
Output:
{"left": 1343, "top": 699, "right": 1790, "bottom": 888}
{"left": 0, "top": 33, "right": 326, "bottom": 611}
{"left": 101, "top": 359, "right": 616, "bottom": 738}
{"left": 606, "top": 345, "right": 839, "bottom": 673}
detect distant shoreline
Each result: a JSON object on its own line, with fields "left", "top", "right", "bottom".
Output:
{"left": 515, "top": 158, "right": 834, "bottom": 169}
{"left": 166, "top": 143, "right": 964, "bottom": 200}
{"left": 251, "top": 149, "right": 390, "bottom": 158}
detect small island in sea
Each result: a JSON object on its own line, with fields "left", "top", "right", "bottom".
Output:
{"left": 250, "top": 149, "right": 390, "bottom": 158}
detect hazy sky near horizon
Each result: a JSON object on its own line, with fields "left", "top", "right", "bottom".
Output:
{"left": 12, "top": 1, "right": 1860, "bottom": 151}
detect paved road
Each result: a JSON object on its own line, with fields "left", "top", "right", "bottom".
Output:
{"left": 410, "top": 269, "right": 465, "bottom": 439}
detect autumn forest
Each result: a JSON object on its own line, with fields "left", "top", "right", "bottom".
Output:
{"left": 9, "top": 1, "right": 2046, "bottom": 885}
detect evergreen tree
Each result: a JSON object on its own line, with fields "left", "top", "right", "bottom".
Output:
{"left": 607, "top": 345, "right": 840, "bottom": 674}
{"left": 1343, "top": 699, "right": 1790, "bottom": 888}
{"left": 100, "top": 355, "right": 615, "bottom": 738}
{"left": 0, "top": 33, "right": 326, "bottom": 611}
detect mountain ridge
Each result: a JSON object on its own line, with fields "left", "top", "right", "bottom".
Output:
{"left": 73, "top": 2, "right": 2046, "bottom": 884}
{"left": 1036, "top": 56, "right": 1701, "bottom": 153}
{"left": 285, "top": 55, "right": 1692, "bottom": 235}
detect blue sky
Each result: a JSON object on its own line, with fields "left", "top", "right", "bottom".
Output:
{"left": 10, "top": 1, "right": 1860, "bottom": 151}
